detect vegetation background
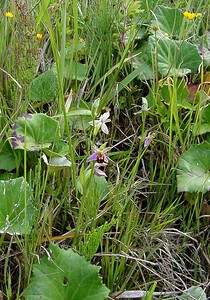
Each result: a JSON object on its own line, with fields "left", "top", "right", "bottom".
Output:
{"left": 0, "top": 0, "right": 209, "bottom": 299}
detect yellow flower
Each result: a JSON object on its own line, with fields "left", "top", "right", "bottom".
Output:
{"left": 36, "top": 33, "right": 43, "bottom": 40}
{"left": 196, "top": 13, "right": 202, "bottom": 19}
{"left": 5, "top": 12, "right": 14, "bottom": 18}
{"left": 183, "top": 11, "right": 196, "bottom": 20}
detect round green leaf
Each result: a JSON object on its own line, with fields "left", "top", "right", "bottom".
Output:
{"left": 11, "top": 114, "right": 61, "bottom": 151}
{"left": 148, "top": 36, "right": 201, "bottom": 77}
{"left": 23, "top": 244, "right": 110, "bottom": 300}
{"left": 155, "top": 38, "right": 202, "bottom": 76}
{"left": 42, "top": 153, "right": 71, "bottom": 172}
{"left": 180, "top": 286, "right": 207, "bottom": 300}
{"left": 132, "top": 42, "right": 155, "bottom": 80}
{"left": 0, "top": 177, "right": 35, "bottom": 235}
{"left": 177, "top": 143, "right": 210, "bottom": 193}
{"left": 64, "top": 60, "right": 87, "bottom": 81}
{"left": 30, "top": 70, "right": 58, "bottom": 103}
{"left": 0, "top": 140, "right": 16, "bottom": 171}
{"left": 44, "top": 140, "right": 69, "bottom": 157}
{"left": 152, "top": 6, "right": 184, "bottom": 38}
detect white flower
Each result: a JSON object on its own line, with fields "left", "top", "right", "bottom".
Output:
{"left": 89, "top": 111, "right": 111, "bottom": 135}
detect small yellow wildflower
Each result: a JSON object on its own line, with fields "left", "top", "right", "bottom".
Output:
{"left": 196, "top": 13, "right": 202, "bottom": 19}
{"left": 5, "top": 12, "right": 14, "bottom": 18}
{"left": 183, "top": 11, "right": 196, "bottom": 20}
{"left": 36, "top": 33, "right": 43, "bottom": 40}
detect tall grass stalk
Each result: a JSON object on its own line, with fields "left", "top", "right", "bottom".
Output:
{"left": 37, "top": 0, "right": 78, "bottom": 193}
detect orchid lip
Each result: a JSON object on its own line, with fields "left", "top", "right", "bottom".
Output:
{"left": 94, "top": 162, "right": 107, "bottom": 177}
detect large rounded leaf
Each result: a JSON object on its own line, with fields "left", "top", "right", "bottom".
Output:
{"left": 64, "top": 60, "right": 87, "bottom": 81}
{"left": 30, "top": 70, "right": 58, "bottom": 103}
{"left": 0, "top": 140, "right": 16, "bottom": 171}
{"left": 11, "top": 114, "right": 61, "bottom": 151}
{"left": 42, "top": 153, "right": 71, "bottom": 173}
{"left": 23, "top": 244, "right": 110, "bottom": 300}
{"left": 0, "top": 177, "right": 35, "bottom": 235}
{"left": 180, "top": 286, "right": 207, "bottom": 300}
{"left": 177, "top": 143, "right": 210, "bottom": 193}
{"left": 156, "top": 38, "right": 202, "bottom": 76}
{"left": 148, "top": 36, "right": 201, "bottom": 77}
{"left": 152, "top": 6, "right": 184, "bottom": 38}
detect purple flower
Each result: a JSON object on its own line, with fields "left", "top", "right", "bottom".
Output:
{"left": 144, "top": 132, "right": 152, "bottom": 147}
{"left": 87, "top": 147, "right": 109, "bottom": 177}
{"left": 138, "top": 132, "right": 152, "bottom": 147}
{"left": 87, "top": 148, "right": 108, "bottom": 163}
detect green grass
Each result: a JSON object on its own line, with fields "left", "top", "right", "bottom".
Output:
{"left": 0, "top": 0, "right": 210, "bottom": 299}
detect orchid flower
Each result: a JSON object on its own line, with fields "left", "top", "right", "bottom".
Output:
{"left": 89, "top": 111, "right": 111, "bottom": 135}
{"left": 138, "top": 132, "right": 152, "bottom": 148}
{"left": 87, "top": 146, "right": 109, "bottom": 177}
{"left": 144, "top": 132, "right": 152, "bottom": 147}
{"left": 87, "top": 147, "right": 108, "bottom": 163}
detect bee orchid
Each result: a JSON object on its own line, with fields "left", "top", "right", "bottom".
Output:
{"left": 87, "top": 148, "right": 108, "bottom": 163}
{"left": 87, "top": 146, "right": 109, "bottom": 177}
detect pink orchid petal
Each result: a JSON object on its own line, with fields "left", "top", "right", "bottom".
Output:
{"left": 87, "top": 151, "right": 98, "bottom": 162}
{"left": 144, "top": 132, "right": 152, "bottom": 147}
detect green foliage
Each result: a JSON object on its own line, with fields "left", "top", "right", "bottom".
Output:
{"left": 0, "top": 140, "right": 16, "bottom": 171}
{"left": 133, "top": 5, "right": 201, "bottom": 80}
{"left": 132, "top": 49, "right": 155, "bottom": 80}
{"left": 30, "top": 70, "right": 59, "bottom": 103}
{"left": 81, "top": 217, "right": 117, "bottom": 260}
{"left": 42, "top": 153, "right": 71, "bottom": 172}
{"left": 23, "top": 244, "right": 110, "bottom": 300}
{"left": 160, "top": 78, "right": 190, "bottom": 104}
{"left": 0, "top": 0, "right": 209, "bottom": 298}
{"left": 11, "top": 113, "right": 61, "bottom": 151}
{"left": 43, "top": 140, "right": 69, "bottom": 157}
{"left": 179, "top": 286, "right": 207, "bottom": 300}
{"left": 201, "top": 31, "right": 210, "bottom": 67}
{"left": 154, "top": 38, "right": 202, "bottom": 76}
{"left": 0, "top": 177, "right": 36, "bottom": 234}
{"left": 64, "top": 60, "right": 87, "bottom": 81}
{"left": 151, "top": 6, "right": 184, "bottom": 38}
{"left": 177, "top": 143, "right": 210, "bottom": 193}
{"left": 194, "top": 104, "right": 210, "bottom": 135}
